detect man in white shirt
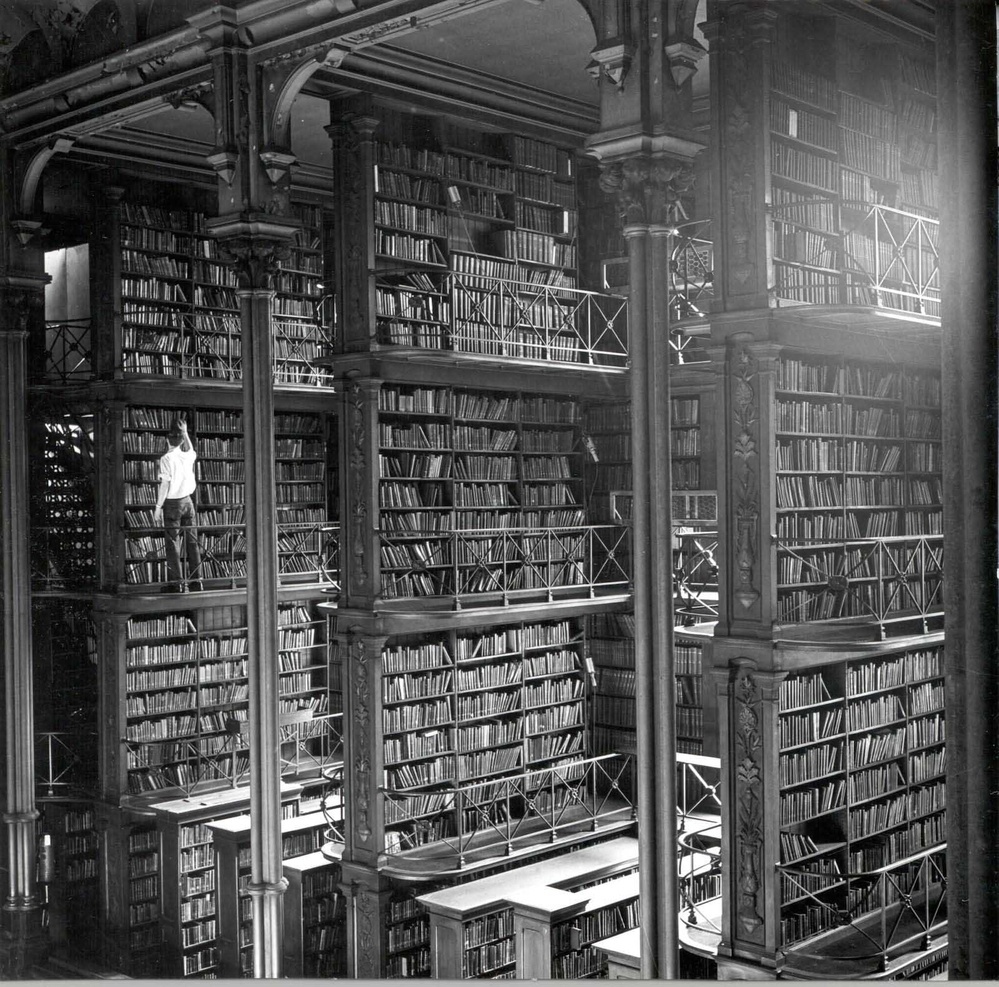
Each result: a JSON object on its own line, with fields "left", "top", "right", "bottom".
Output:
{"left": 153, "top": 418, "right": 202, "bottom": 592}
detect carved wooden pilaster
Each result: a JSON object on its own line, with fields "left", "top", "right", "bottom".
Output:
{"left": 95, "top": 402, "right": 125, "bottom": 591}
{"left": 339, "top": 861, "right": 393, "bottom": 979}
{"left": 716, "top": 659, "right": 784, "bottom": 968}
{"left": 94, "top": 612, "right": 128, "bottom": 803}
{"left": 94, "top": 801, "right": 130, "bottom": 971}
{"left": 338, "top": 380, "right": 381, "bottom": 608}
{"left": 715, "top": 337, "right": 779, "bottom": 636}
{"left": 703, "top": 2, "right": 778, "bottom": 312}
{"left": 327, "top": 106, "right": 379, "bottom": 353}
{"left": 337, "top": 629, "right": 387, "bottom": 866}
{"left": 91, "top": 187, "right": 124, "bottom": 380}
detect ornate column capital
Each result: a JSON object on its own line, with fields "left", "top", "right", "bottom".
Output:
{"left": 598, "top": 154, "right": 695, "bottom": 226}
{"left": 207, "top": 219, "right": 298, "bottom": 291}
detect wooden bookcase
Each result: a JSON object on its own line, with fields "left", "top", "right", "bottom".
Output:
{"left": 418, "top": 836, "right": 638, "bottom": 979}
{"left": 282, "top": 845, "right": 347, "bottom": 978}
{"left": 209, "top": 810, "right": 328, "bottom": 977}
{"left": 775, "top": 641, "right": 945, "bottom": 950}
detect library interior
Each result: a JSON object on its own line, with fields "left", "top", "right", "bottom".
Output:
{"left": 0, "top": 0, "right": 994, "bottom": 981}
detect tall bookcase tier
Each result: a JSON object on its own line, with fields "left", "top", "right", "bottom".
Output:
{"left": 370, "top": 617, "right": 590, "bottom": 857}
{"left": 766, "top": 56, "right": 939, "bottom": 319}
{"left": 209, "top": 810, "right": 328, "bottom": 977}
{"left": 117, "top": 403, "right": 335, "bottom": 593}
{"left": 772, "top": 351, "right": 942, "bottom": 629}
{"left": 92, "top": 200, "right": 333, "bottom": 386}
{"left": 118, "top": 600, "right": 334, "bottom": 800}
{"left": 373, "top": 382, "right": 633, "bottom": 604}
{"left": 152, "top": 784, "right": 303, "bottom": 979}
{"left": 774, "top": 642, "right": 945, "bottom": 951}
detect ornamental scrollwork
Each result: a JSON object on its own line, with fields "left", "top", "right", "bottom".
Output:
{"left": 734, "top": 665, "right": 765, "bottom": 938}
{"left": 732, "top": 345, "right": 760, "bottom": 610}
{"left": 598, "top": 155, "right": 695, "bottom": 226}
{"left": 347, "top": 383, "right": 370, "bottom": 592}
{"left": 349, "top": 633, "right": 372, "bottom": 844}
{"left": 214, "top": 235, "right": 290, "bottom": 291}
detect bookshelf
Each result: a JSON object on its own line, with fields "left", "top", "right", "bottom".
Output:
{"left": 376, "top": 618, "right": 588, "bottom": 856}
{"left": 376, "top": 383, "right": 589, "bottom": 601}
{"left": 117, "top": 601, "right": 331, "bottom": 799}
{"left": 774, "top": 352, "right": 942, "bottom": 627}
{"left": 126, "top": 819, "right": 163, "bottom": 976}
{"left": 283, "top": 846, "right": 347, "bottom": 977}
{"left": 152, "top": 786, "right": 303, "bottom": 979}
{"left": 209, "top": 810, "right": 327, "bottom": 977}
{"left": 46, "top": 803, "right": 99, "bottom": 948}
{"left": 117, "top": 199, "right": 331, "bottom": 383}
{"left": 776, "top": 642, "right": 945, "bottom": 950}
{"left": 418, "top": 836, "right": 639, "bottom": 979}
{"left": 386, "top": 891, "right": 432, "bottom": 978}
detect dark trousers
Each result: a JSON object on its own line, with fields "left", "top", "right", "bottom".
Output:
{"left": 164, "top": 495, "right": 202, "bottom": 587}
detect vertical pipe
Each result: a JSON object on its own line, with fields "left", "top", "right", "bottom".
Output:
{"left": 624, "top": 223, "right": 660, "bottom": 978}
{"left": 649, "top": 224, "right": 678, "bottom": 977}
{"left": 238, "top": 284, "right": 285, "bottom": 979}
{"left": 0, "top": 296, "right": 42, "bottom": 965}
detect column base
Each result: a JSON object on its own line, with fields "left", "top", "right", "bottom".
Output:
{"left": 0, "top": 906, "right": 48, "bottom": 979}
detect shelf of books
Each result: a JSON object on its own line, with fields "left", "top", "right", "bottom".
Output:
{"left": 774, "top": 352, "right": 942, "bottom": 629}
{"left": 209, "top": 811, "right": 327, "bottom": 977}
{"left": 776, "top": 642, "right": 945, "bottom": 952}
{"left": 118, "top": 601, "right": 331, "bottom": 800}
{"left": 768, "top": 58, "right": 939, "bottom": 317}
{"left": 115, "top": 199, "right": 331, "bottom": 383}
{"left": 283, "top": 846, "right": 347, "bottom": 977}
{"left": 417, "top": 836, "right": 639, "bottom": 979}
{"left": 45, "top": 803, "right": 99, "bottom": 948}
{"left": 152, "top": 786, "right": 303, "bottom": 979}
{"left": 127, "top": 819, "right": 164, "bottom": 976}
{"left": 377, "top": 618, "right": 588, "bottom": 858}
{"left": 376, "top": 383, "right": 598, "bottom": 603}
{"left": 387, "top": 890, "right": 432, "bottom": 977}
{"left": 675, "top": 634, "right": 705, "bottom": 756}
{"left": 548, "top": 871, "right": 641, "bottom": 979}
{"left": 119, "top": 405, "right": 333, "bottom": 592}
{"left": 366, "top": 113, "right": 626, "bottom": 368}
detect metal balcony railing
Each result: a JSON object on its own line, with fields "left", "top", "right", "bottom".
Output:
{"left": 674, "top": 528, "right": 719, "bottom": 624}
{"left": 669, "top": 221, "right": 715, "bottom": 327}
{"left": 776, "top": 534, "right": 943, "bottom": 635}
{"left": 771, "top": 203, "right": 940, "bottom": 322}
{"left": 777, "top": 843, "right": 946, "bottom": 973}
{"left": 378, "top": 523, "right": 631, "bottom": 606}
{"left": 380, "top": 753, "right": 635, "bottom": 870}
{"left": 446, "top": 271, "right": 629, "bottom": 368}
{"left": 40, "top": 315, "right": 336, "bottom": 385}
{"left": 41, "top": 319, "right": 92, "bottom": 383}
{"left": 676, "top": 754, "right": 723, "bottom": 938}
{"left": 36, "top": 731, "right": 99, "bottom": 799}
{"left": 125, "top": 711, "right": 343, "bottom": 799}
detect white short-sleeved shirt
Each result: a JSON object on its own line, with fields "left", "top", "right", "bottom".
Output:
{"left": 159, "top": 446, "right": 198, "bottom": 499}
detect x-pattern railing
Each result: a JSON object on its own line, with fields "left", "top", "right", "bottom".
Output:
{"left": 769, "top": 202, "right": 940, "bottom": 322}
{"left": 674, "top": 528, "right": 719, "bottom": 622}
{"left": 678, "top": 827, "right": 723, "bottom": 934}
{"left": 777, "top": 534, "right": 943, "bottom": 633}
{"left": 42, "top": 320, "right": 92, "bottom": 383}
{"left": 448, "top": 272, "right": 628, "bottom": 367}
{"left": 125, "top": 711, "right": 343, "bottom": 799}
{"left": 381, "top": 754, "right": 634, "bottom": 867}
{"left": 379, "top": 524, "right": 631, "bottom": 604}
{"left": 778, "top": 844, "right": 947, "bottom": 972}
{"left": 669, "top": 222, "right": 715, "bottom": 325}
{"left": 118, "top": 520, "right": 340, "bottom": 592}
{"left": 36, "top": 731, "right": 98, "bottom": 798}
{"left": 677, "top": 752, "right": 722, "bottom": 832}
{"left": 272, "top": 315, "right": 336, "bottom": 386}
